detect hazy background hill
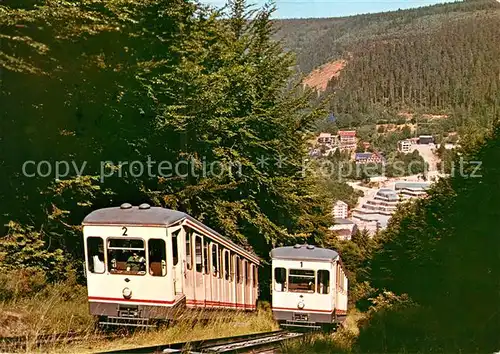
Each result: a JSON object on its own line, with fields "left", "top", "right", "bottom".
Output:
{"left": 274, "top": 0, "right": 499, "bottom": 74}
{"left": 274, "top": 0, "right": 500, "bottom": 132}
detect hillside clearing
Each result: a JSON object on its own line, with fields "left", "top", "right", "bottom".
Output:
{"left": 303, "top": 59, "right": 347, "bottom": 92}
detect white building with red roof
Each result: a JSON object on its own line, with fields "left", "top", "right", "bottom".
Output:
{"left": 338, "top": 130, "right": 356, "bottom": 149}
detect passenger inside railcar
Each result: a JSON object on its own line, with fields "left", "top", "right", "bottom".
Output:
{"left": 107, "top": 239, "right": 147, "bottom": 275}
{"left": 127, "top": 252, "right": 146, "bottom": 272}
{"left": 87, "top": 237, "right": 105, "bottom": 273}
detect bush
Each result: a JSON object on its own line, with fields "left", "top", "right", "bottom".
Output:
{"left": 0, "top": 269, "right": 47, "bottom": 301}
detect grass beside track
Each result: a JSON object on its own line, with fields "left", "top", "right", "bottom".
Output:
{"left": 51, "top": 307, "right": 278, "bottom": 353}
{"left": 280, "top": 309, "right": 363, "bottom": 354}
{"left": 0, "top": 278, "right": 278, "bottom": 353}
{"left": 0, "top": 282, "right": 95, "bottom": 338}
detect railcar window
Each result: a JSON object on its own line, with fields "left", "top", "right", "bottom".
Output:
{"left": 253, "top": 265, "right": 258, "bottom": 288}
{"left": 236, "top": 256, "right": 242, "bottom": 284}
{"left": 288, "top": 269, "right": 315, "bottom": 293}
{"left": 218, "top": 247, "right": 223, "bottom": 279}
{"left": 211, "top": 243, "right": 218, "bottom": 277}
{"left": 148, "top": 239, "right": 166, "bottom": 277}
{"left": 230, "top": 253, "right": 234, "bottom": 282}
{"left": 245, "top": 262, "right": 250, "bottom": 284}
{"left": 224, "top": 250, "right": 230, "bottom": 280}
{"left": 87, "top": 237, "right": 105, "bottom": 274}
{"left": 172, "top": 230, "right": 179, "bottom": 266}
{"left": 337, "top": 264, "right": 344, "bottom": 292}
{"left": 195, "top": 236, "right": 203, "bottom": 273}
{"left": 274, "top": 267, "right": 286, "bottom": 292}
{"left": 317, "top": 270, "right": 330, "bottom": 294}
{"left": 203, "top": 239, "right": 209, "bottom": 275}
{"left": 186, "top": 230, "right": 192, "bottom": 270}
{"left": 107, "top": 238, "right": 146, "bottom": 276}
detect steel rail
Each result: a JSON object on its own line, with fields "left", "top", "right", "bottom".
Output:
{"left": 195, "top": 330, "right": 303, "bottom": 353}
{"left": 96, "top": 329, "right": 301, "bottom": 354}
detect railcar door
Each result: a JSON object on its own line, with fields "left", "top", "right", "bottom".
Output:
{"left": 235, "top": 255, "right": 243, "bottom": 309}
{"left": 170, "top": 228, "right": 183, "bottom": 295}
{"left": 194, "top": 234, "right": 205, "bottom": 306}
{"left": 243, "top": 261, "right": 251, "bottom": 310}
{"left": 184, "top": 228, "right": 195, "bottom": 305}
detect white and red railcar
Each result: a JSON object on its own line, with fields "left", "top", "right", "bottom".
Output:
{"left": 270, "top": 244, "right": 348, "bottom": 329}
{"left": 82, "top": 203, "right": 260, "bottom": 326}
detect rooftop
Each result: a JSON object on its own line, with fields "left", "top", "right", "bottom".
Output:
{"left": 270, "top": 244, "right": 339, "bottom": 261}
{"left": 334, "top": 217, "right": 354, "bottom": 225}
{"left": 355, "top": 153, "right": 373, "bottom": 159}
{"left": 376, "top": 189, "right": 399, "bottom": 201}
{"left": 395, "top": 182, "right": 430, "bottom": 190}
{"left": 334, "top": 200, "right": 348, "bottom": 207}
{"left": 338, "top": 130, "right": 356, "bottom": 137}
{"left": 355, "top": 152, "right": 386, "bottom": 162}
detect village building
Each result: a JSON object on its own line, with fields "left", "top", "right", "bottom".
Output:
{"left": 338, "top": 130, "right": 357, "bottom": 149}
{"left": 317, "top": 132, "right": 336, "bottom": 145}
{"left": 355, "top": 152, "right": 386, "bottom": 165}
{"left": 351, "top": 189, "right": 399, "bottom": 235}
{"left": 329, "top": 218, "right": 358, "bottom": 241}
{"left": 418, "top": 135, "right": 434, "bottom": 144}
{"left": 332, "top": 200, "right": 348, "bottom": 219}
{"left": 351, "top": 184, "right": 431, "bottom": 236}
{"left": 395, "top": 182, "right": 430, "bottom": 199}
{"left": 398, "top": 139, "right": 413, "bottom": 153}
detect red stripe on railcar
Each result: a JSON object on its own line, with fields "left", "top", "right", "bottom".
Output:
{"left": 272, "top": 306, "right": 334, "bottom": 313}
{"left": 88, "top": 296, "right": 175, "bottom": 305}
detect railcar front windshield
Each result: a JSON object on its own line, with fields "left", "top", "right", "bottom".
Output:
{"left": 107, "top": 238, "right": 146, "bottom": 275}
{"left": 288, "top": 269, "right": 315, "bottom": 293}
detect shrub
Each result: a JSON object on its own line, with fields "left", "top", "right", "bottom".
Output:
{"left": 0, "top": 269, "right": 47, "bottom": 301}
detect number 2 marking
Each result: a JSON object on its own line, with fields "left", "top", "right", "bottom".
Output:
{"left": 122, "top": 227, "right": 128, "bottom": 236}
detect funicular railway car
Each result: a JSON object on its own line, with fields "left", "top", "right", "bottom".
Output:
{"left": 82, "top": 203, "right": 260, "bottom": 327}
{"left": 270, "top": 244, "right": 348, "bottom": 330}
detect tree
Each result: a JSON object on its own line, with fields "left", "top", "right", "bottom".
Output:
{"left": 401, "top": 125, "right": 412, "bottom": 139}
{"left": 0, "top": 0, "right": 331, "bottom": 276}
{"left": 356, "top": 141, "right": 365, "bottom": 153}
{"left": 359, "top": 123, "right": 500, "bottom": 352}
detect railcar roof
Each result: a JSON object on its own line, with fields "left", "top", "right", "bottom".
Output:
{"left": 270, "top": 245, "right": 339, "bottom": 261}
{"left": 83, "top": 206, "right": 188, "bottom": 227}
{"left": 83, "top": 204, "right": 260, "bottom": 263}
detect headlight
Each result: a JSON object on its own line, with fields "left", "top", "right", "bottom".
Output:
{"left": 122, "top": 287, "right": 132, "bottom": 299}
{"left": 297, "top": 301, "right": 305, "bottom": 309}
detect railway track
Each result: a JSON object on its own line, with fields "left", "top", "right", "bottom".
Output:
{"left": 98, "top": 330, "right": 303, "bottom": 354}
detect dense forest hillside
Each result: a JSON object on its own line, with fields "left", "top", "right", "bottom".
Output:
{"left": 275, "top": 0, "right": 500, "bottom": 131}
{"left": 329, "top": 12, "right": 500, "bottom": 114}
{"left": 274, "top": 0, "right": 499, "bottom": 74}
